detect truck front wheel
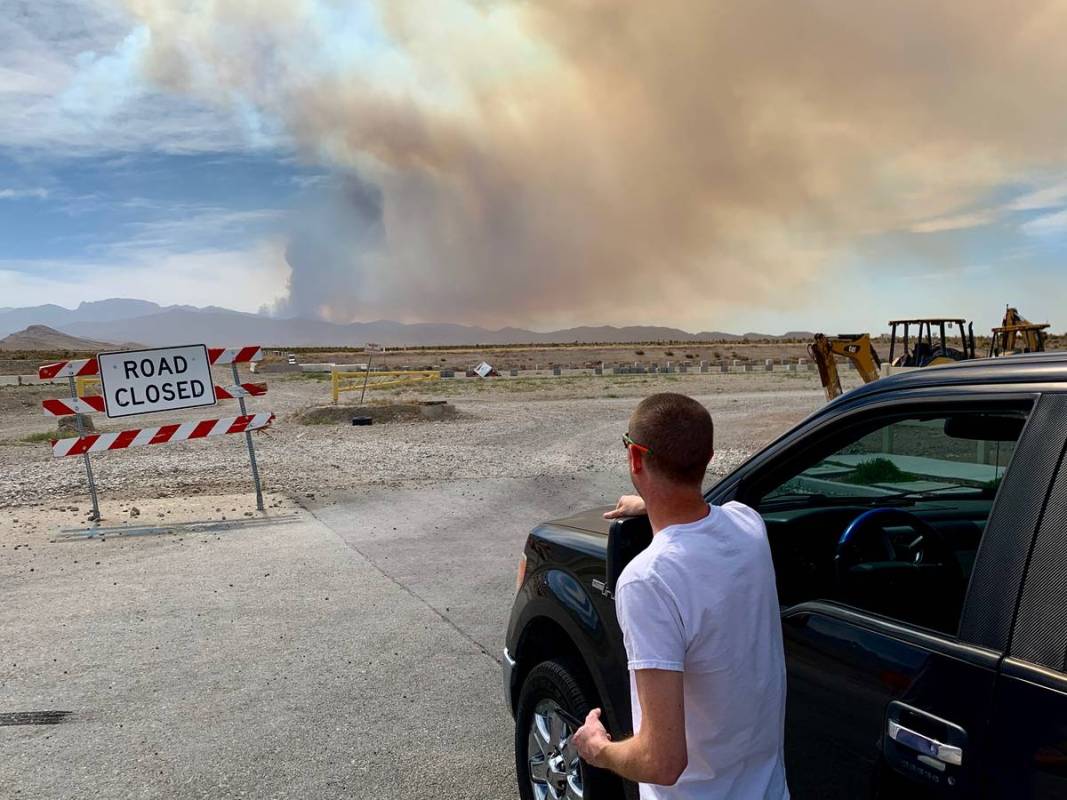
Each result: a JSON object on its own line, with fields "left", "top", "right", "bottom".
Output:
{"left": 514, "top": 658, "right": 622, "bottom": 800}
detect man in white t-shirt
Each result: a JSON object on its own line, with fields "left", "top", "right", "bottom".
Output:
{"left": 572, "top": 393, "right": 789, "bottom": 799}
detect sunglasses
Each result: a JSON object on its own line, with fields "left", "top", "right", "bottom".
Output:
{"left": 622, "top": 432, "right": 653, "bottom": 455}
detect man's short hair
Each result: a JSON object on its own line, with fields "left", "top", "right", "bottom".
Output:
{"left": 629, "top": 393, "right": 714, "bottom": 485}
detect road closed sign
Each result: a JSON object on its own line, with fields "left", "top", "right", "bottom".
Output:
{"left": 98, "top": 345, "right": 217, "bottom": 418}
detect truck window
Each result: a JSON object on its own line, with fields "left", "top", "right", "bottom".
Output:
{"left": 753, "top": 406, "right": 1030, "bottom": 635}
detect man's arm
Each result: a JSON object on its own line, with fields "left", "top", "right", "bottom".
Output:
{"left": 573, "top": 669, "right": 688, "bottom": 785}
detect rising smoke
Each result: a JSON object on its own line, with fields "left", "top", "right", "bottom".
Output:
{"left": 123, "top": 0, "right": 1067, "bottom": 327}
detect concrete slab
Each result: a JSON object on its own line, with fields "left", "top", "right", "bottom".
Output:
{"left": 0, "top": 496, "right": 516, "bottom": 799}
{"left": 307, "top": 474, "right": 624, "bottom": 658}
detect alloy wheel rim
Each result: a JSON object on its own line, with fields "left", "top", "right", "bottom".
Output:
{"left": 527, "top": 699, "right": 583, "bottom": 800}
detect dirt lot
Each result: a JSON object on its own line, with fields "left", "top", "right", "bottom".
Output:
{"left": 0, "top": 369, "right": 840, "bottom": 799}
{"left": 6, "top": 330, "right": 1063, "bottom": 377}
{"left": 264, "top": 342, "right": 816, "bottom": 372}
{"left": 228, "top": 331, "right": 1062, "bottom": 374}
{"left": 2, "top": 343, "right": 808, "bottom": 377}
{"left": 0, "top": 367, "right": 845, "bottom": 511}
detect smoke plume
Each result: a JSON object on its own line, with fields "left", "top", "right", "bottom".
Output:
{"left": 123, "top": 0, "right": 1067, "bottom": 327}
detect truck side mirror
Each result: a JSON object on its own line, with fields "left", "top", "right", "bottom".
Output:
{"left": 606, "top": 516, "right": 653, "bottom": 595}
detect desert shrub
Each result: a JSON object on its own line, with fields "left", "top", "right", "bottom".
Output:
{"left": 842, "top": 457, "right": 917, "bottom": 486}
{"left": 21, "top": 430, "right": 69, "bottom": 443}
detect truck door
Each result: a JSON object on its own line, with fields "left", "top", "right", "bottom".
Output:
{"left": 982, "top": 394, "right": 1067, "bottom": 798}
{"left": 730, "top": 393, "right": 1052, "bottom": 799}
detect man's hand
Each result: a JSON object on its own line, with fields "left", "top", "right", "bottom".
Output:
{"left": 604, "top": 494, "right": 646, "bottom": 519}
{"left": 573, "top": 708, "right": 612, "bottom": 767}
{"left": 573, "top": 672, "right": 688, "bottom": 786}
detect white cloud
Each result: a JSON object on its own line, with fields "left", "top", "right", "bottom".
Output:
{"left": 913, "top": 263, "right": 993, "bottom": 282}
{"left": 0, "top": 187, "right": 49, "bottom": 199}
{"left": 908, "top": 179, "right": 1067, "bottom": 236}
{"left": 1021, "top": 208, "right": 1067, "bottom": 236}
{"left": 1007, "top": 179, "right": 1067, "bottom": 211}
{"left": 909, "top": 209, "right": 998, "bottom": 234}
{"left": 0, "top": 0, "right": 281, "bottom": 155}
{"left": 289, "top": 174, "right": 331, "bottom": 189}
{"left": 0, "top": 239, "right": 291, "bottom": 312}
{"left": 101, "top": 207, "right": 286, "bottom": 256}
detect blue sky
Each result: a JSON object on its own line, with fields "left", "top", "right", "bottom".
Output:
{"left": 3, "top": 0, "right": 1067, "bottom": 335}
{"left": 0, "top": 1, "right": 305, "bottom": 313}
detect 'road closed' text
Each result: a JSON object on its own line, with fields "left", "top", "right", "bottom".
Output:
{"left": 114, "top": 380, "right": 209, "bottom": 408}
{"left": 98, "top": 345, "right": 217, "bottom": 418}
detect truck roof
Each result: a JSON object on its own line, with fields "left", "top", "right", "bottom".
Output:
{"left": 839, "top": 352, "right": 1067, "bottom": 405}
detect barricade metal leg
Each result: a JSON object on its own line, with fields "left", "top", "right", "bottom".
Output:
{"left": 231, "top": 363, "right": 264, "bottom": 511}
{"left": 68, "top": 376, "right": 100, "bottom": 522}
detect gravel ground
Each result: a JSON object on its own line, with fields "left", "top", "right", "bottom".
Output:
{"left": 0, "top": 370, "right": 835, "bottom": 512}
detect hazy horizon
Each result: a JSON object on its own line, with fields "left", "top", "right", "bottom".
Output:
{"left": 3, "top": 295, "right": 1046, "bottom": 342}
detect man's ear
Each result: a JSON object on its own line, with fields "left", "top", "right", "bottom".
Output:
{"left": 629, "top": 446, "right": 645, "bottom": 474}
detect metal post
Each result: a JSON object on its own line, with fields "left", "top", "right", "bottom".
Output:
{"left": 68, "top": 376, "right": 100, "bottom": 522}
{"left": 231, "top": 362, "right": 264, "bottom": 511}
{"left": 359, "top": 353, "right": 373, "bottom": 406}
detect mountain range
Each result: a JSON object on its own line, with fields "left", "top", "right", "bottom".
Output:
{"left": 0, "top": 324, "right": 125, "bottom": 352}
{"left": 0, "top": 299, "right": 813, "bottom": 347}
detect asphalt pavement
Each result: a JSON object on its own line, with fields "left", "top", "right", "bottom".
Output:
{"left": 1, "top": 474, "right": 625, "bottom": 799}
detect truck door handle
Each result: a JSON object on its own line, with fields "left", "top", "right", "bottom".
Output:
{"left": 591, "top": 578, "right": 613, "bottom": 599}
{"left": 887, "top": 719, "right": 963, "bottom": 766}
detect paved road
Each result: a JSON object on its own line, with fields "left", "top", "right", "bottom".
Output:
{"left": 308, "top": 473, "right": 626, "bottom": 658}
{"left": 1, "top": 475, "right": 623, "bottom": 800}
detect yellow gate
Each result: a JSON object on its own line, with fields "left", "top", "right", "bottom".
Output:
{"left": 331, "top": 370, "right": 439, "bottom": 403}
{"left": 75, "top": 375, "right": 101, "bottom": 395}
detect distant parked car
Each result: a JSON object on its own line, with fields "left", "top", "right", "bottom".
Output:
{"left": 505, "top": 353, "right": 1067, "bottom": 799}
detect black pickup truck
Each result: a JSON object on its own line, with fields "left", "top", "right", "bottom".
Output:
{"left": 504, "top": 354, "right": 1067, "bottom": 800}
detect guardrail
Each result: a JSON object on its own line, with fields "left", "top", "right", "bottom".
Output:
{"left": 331, "top": 369, "right": 440, "bottom": 404}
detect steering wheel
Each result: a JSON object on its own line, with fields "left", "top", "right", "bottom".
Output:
{"left": 834, "top": 507, "right": 958, "bottom": 583}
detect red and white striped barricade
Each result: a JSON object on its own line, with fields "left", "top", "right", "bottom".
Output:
{"left": 37, "top": 345, "right": 271, "bottom": 520}
{"left": 37, "top": 346, "right": 265, "bottom": 380}
{"left": 50, "top": 413, "right": 274, "bottom": 457}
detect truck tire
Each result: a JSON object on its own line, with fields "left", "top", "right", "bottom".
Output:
{"left": 515, "top": 658, "right": 624, "bottom": 800}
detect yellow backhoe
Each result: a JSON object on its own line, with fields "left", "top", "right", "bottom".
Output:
{"left": 989, "top": 306, "right": 1049, "bottom": 356}
{"left": 809, "top": 333, "right": 881, "bottom": 401}
{"left": 810, "top": 318, "right": 976, "bottom": 401}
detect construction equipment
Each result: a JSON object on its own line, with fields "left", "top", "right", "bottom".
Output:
{"left": 989, "top": 307, "right": 1049, "bottom": 357}
{"left": 810, "top": 319, "right": 975, "bottom": 401}
{"left": 809, "top": 333, "right": 882, "bottom": 401}
{"left": 887, "top": 318, "right": 975, "bottom": 366}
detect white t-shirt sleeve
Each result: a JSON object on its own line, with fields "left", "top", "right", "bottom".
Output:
{"left": 616, "top": 573, "right": 686, "bottom": 672}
